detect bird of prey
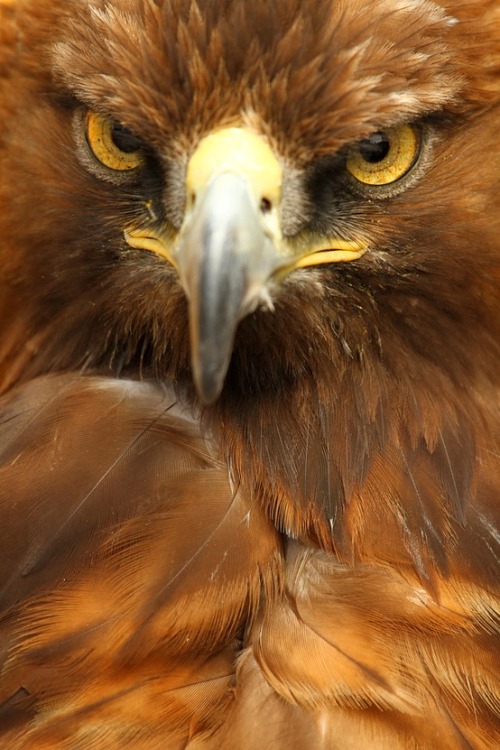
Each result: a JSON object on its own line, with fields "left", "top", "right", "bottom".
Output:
{"left": 0, "top": 0, "right": 499, "bottom": 748}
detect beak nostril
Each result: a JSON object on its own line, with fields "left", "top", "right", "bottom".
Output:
{"left": 260, "top": 197, "right": 272, "bottom": 213}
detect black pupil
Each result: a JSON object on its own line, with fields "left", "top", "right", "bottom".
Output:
{"left": 358, "top": 132, "right": 390, "bottom": 163}
{"left": 111, "top": 123, "right": 141, "bottom": 153}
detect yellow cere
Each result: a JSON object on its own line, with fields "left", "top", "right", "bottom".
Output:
{"left": 186, "top": 128, "right": 283, "bottom": 209}
{"left": 125, "top": 126, "right": 368, "bottom": 273}
{"left": 346, "top": 124, "right": 420, "bottom": 186}
{"left": 85, "top": 111, "right": 144, "bottom": 172}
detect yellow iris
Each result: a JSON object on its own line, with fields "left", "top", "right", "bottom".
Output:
{"left": 85, "top": 111, "right": 144, "bottom": 172}
{"left": 346, "top": 124, "right": 421, "bottom": 186}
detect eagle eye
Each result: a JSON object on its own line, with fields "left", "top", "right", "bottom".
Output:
{"left": 345, "top": 124, "right": 421, "bottom": 186}
{"left": 85, "top": 111, "right": 145, "bottom": 172}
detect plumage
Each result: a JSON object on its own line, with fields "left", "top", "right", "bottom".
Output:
{"left": 0, "top": 0, "right": 499, "bottom": 748}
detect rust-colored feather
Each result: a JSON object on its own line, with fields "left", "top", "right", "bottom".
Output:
{"left": 0, "top": 375, "right": 281, "bottom": 747}
{"left": 0, "top": 0, "right": 499, "bottom": 748}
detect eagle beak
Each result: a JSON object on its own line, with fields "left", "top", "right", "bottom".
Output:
{"left": 125, "top": 128, "right": 367, "bottom": 404}
{"left": 175, "top": 170, "right": 284, "bottom": 404}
